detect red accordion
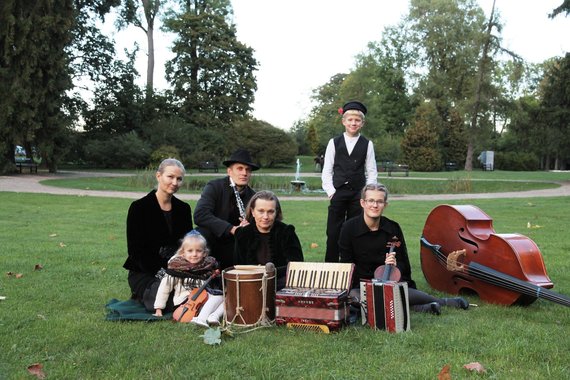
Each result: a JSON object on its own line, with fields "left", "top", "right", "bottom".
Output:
{"left": 360, "top": 279, "right": 411, "bottom": 333}
{"left": 275, "top": 262, "right": 355, "bottom": 333}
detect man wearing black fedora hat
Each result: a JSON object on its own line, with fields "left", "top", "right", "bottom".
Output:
{"left": 321, "top": 101, "right": 378, "bottom": 263}
{"left": 194, "top": 149, "right": 260, "bottom": 269}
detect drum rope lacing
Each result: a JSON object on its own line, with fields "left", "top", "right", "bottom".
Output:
{"left": 223, "top": 271, "right": 275, "bottom": 334}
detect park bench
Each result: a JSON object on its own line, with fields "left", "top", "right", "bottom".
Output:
{"left": 445, "top": 162, "right": 459, "bottom": 171}
{"left": 387, "top": 163, "right": 409, "bottom": 177}
{"left": 16, "top": 158, "right": 38, "bottom": 174}
{"left": 198, "top": 160, "right": 219, "bottom": 173}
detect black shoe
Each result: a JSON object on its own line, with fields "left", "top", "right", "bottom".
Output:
{"left": 413, "top": 302, "right": 441, "bottom": 315}
{"left": 348, "top": 305, "right": 360, "bottom": 325}
{"left": 442, "top": 297, "right": 469, "bottom": 310}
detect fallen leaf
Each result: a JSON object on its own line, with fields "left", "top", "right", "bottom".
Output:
{"left": 59, "top": 242, "right": 66, "bottom": 248}
{"left": 200, "top": 327, "right": 222, "bottom": 345}
{"left": 27, "top": 363, "right": 46, "bottom": 379}
{"left": 310, "top": 243, "right": 319, "bottom": 249}
{"left": 464, "top": 362, "right": 486, "bottom": 373}
{"left": 49, "top": 233, "right": 58, "bottom": 237}
{"left": 437, "top": 364, "right": 451, "bottom": 380}
{"left": 34, "top": 264, "right": 44, "bottom": 271}
{"left": 6, "top": 272, "right": 14, "bottom": 276}
{"left": 15, "top": 273, "right": 24, "bottom": 278}
{"left": 0, "top": 296, "right": 6, "bottom": 300}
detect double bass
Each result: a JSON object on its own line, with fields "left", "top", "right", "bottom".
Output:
{"left": 420, "top": 204, "right": 570, "bottom": 307}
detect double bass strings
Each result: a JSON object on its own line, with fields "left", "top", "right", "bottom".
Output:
{"left": 421, "top": 237, "right": 570, "bottom": 307}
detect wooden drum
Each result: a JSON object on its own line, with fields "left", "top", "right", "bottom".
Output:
{"left": 223, "top": 265, "right": 276, "bottom": 327}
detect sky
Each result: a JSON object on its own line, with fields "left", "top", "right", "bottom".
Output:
{"left": 112, "top": 0, "right": 569, "bottom": 131}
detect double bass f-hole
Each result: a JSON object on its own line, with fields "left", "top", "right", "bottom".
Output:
{"left": 457, "top": 229, "right": 479, "bottom": 254}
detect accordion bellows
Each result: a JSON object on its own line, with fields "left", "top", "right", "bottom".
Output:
{"left": 360, "top": 280, "right": 411, "bottom": 333}
{"left": 275, "top": 262, "right": 355, "bottom": 333}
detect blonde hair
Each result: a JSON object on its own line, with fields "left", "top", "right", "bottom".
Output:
{"left": 342, "top": 109, "right": 365, "bottom": 121}
{"left": 176, "top": 231, "right": 209, "bottom": 256}
{"left": 157, "top": 158, "right": 186, "bottom": 176}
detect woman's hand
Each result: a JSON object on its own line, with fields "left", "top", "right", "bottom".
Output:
{"left": 385, "top": 252, "right": 397, "bottom": 266}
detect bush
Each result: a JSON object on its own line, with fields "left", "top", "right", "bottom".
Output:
{"left": 495, "top": 151, "right": 539, "bottom": 171}
{"left": 84, "top": 132, "right": 151, "bottom": 168}
{"left": 149, "top": 145, "right": 181, "bottom": 169}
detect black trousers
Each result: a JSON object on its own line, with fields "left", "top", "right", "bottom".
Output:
{"left": 128, "top": 270, "right": 174, "bottom": 312}
{"left": 325, "top": 187, "right": 362, "bottom": 262}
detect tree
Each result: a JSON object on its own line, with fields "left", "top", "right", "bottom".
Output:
{"left": 539, "top": 54, "right": 570, "bottom": 169}
{"left": 401, "top": 102, "right": 442, "bottom": 171}
{"left": 351, "top": 26, "right": 414, "bottom": 138}
{"left": 303, "top": 25, "right": 414, "bottom": 162}
{"left": 163, "top": 0, "right": 258, "bottom": 130}
{"left": 0, "top": 0, "right": 75, "bottom": 173}
{"left": 406, "top": 0, "right": 489, "bottom": 170}
{"left": 116, "top": 0, "right": 163, "bottom": 97}
{"left": 82, "top": 49, "right": 145, "bottom": 139}
{"left": 550, "top": 0, "right": 570, "bottom": 18}
{"left": 227, "top": 119, "right": 297, "bottom": 168}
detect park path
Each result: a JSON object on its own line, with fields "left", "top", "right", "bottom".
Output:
{"left": 1, "top": 170, "right": 570, "bottom": 201}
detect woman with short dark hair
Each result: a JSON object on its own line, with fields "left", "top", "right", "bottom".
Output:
{"left": 234, "top": 191, "right": 304, "bottom": 289}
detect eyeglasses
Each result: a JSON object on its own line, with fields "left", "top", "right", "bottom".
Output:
{"left": 364, "top": 199, "right": 386, "bottom": 206}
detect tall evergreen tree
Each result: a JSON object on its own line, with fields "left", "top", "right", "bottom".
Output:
{"left": 163, "top": 0, "right": 257, "bottom": 131}
{"left": 0, "top": 0, "right": 75, "bottom": 173}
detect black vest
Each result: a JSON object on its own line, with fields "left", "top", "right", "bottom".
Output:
{"left": 332, "top": 135, "right": 369, "bottom": 190}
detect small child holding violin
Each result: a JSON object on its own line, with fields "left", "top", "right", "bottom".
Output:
{"left": 153, "top": 230, "right": 224, "bottom": 326}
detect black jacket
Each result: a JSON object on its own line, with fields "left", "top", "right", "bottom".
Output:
{"left": 124, "top": 190, "right": 193, "bottom": 274}
{"left": 339, "top": 214, "right": 417, "bottom": 289}
{"left": 194, "top": 176, "right": 255, "bottom": 241}
{"left": 234, "top": 220, "right": 304, "bottom": 281}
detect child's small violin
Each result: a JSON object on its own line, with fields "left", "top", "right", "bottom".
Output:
{"left": 173, "top": 270, "right": 219, "bottom": 323}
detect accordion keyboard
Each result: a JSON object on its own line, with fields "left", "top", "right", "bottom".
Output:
{"left": 284, "top": 262, "right": 354, "bottom": 290}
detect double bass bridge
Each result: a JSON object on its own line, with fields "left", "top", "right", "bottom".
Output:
{"left": 447, "top": 249, "right": 467, "bottom": 273}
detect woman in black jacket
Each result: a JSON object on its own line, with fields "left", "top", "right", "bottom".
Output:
{"left": 123, "top": 158, "right": 193, "bottom": 311}
{"left": 234, "top": 191, "right": 304, "bottom": 289}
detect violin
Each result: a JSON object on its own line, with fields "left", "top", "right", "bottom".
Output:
{"left": 420, "top": 204, "right": 570, "bottom": 307}
{"left": 173, "top": 270, "right": 220, "bottom": 322}
{"left": 373, "top": 238, "right": 402, "bottom": 282}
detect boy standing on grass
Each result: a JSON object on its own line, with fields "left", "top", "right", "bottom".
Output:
{"left": 322, "top": 101, "right": 378, "bottom": 263}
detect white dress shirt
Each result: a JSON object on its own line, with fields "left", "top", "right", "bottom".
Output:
{"left": 321, "top": 133, "right": 378, "bottom": 197}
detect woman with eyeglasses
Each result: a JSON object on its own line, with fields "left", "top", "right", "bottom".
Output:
{"left": 339, "top": 183, "right": 469, "bottom": 318}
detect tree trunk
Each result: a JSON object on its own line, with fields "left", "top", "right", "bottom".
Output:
{"left": 143, "top": 0, "right": 155, "bottom": 99}
{"left": 464, "top": 0, "right": 496, "bottom": 171}
{"left": 465, "top": 142, "right": 474, "bottom": 171}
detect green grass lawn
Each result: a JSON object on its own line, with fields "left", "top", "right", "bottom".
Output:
{"left": 1, "top": 190, "right": 569, "bottom": 379}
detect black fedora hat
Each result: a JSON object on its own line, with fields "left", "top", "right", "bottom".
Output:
{"left": 222, "top": 149, "right": 260, "bottom": 171}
